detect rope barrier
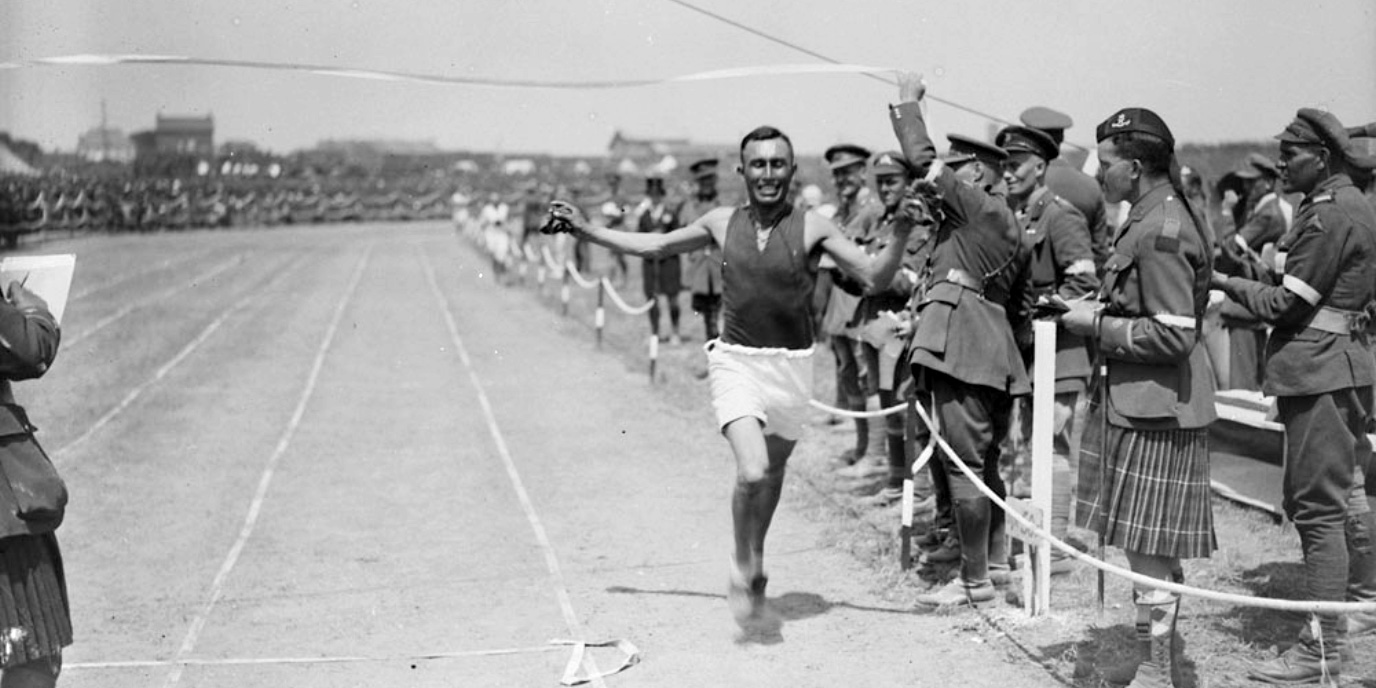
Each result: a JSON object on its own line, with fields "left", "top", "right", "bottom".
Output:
{"left": 465, "top": 230, "right": 1371, "bottom": 614}
{"left": 565, "top": 261, "right": 600, "bottom": 289}
{"left": 904, "top": 398, "right": 1376, "bottom": 614}
{"left": 808, "top": 398, "right": 906, "bottom": 419}
{"left": 541, "top": 245, "right": 565, "bottom": 274}
{"left": 599, "top": 277, "right": 656, "bottom": 315}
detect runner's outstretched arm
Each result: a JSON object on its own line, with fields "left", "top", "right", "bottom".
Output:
{"left": 813, "top": 195, "right": 923, "bottom": 294}
{"left": 549, "top": 200, "right": 716, "bottom": 258}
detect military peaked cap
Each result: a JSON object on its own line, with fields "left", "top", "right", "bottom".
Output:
{"left": 689, "top": 158, "right": 719, "bottom": 179}
{"left": 824, "top": 143, "right": 872, "bottom": 171}
{"left": 1019, "top": 106, "right": 1074, "bottom": 133}
{"left": 870, "top": 150, "right": 915, "bottom": 176}
{"left": 995, "top": 125, "right": 1060, "bottom": 161}
{"left": 943, "top": 134, "right": 1007, "bottom": 166}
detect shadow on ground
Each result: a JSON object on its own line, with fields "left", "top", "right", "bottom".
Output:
{"left": 606, "top": 585, "right": 916, "bottom": 646}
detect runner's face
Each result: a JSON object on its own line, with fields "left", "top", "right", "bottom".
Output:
{"left": 740, "top": 139, "right": 795, "bottom": 208}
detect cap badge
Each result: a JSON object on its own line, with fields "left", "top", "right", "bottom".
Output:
{"left": 1110, "top": 113, "right": 1131, "bottom": 129}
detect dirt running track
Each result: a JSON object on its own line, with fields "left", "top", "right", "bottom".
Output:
{"left": 20, "top": 222, "right": 1062, "bottom": 687}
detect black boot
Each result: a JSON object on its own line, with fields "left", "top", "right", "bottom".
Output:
{"left": 1248, "top": 614, "right": 1342, "bottom": 685}
{"left": 1347, "top": 508, "right": 1376, "bottom": 637}
{"left": 915, "top": 496, "right": 996, "bottom": 608}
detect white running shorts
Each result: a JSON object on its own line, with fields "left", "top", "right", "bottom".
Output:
{"left": 706, "top": 339, "right": 815, "bottom": 441}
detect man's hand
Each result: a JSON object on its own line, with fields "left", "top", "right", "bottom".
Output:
{"left": 897, "top": 71, "right": 925, "bottom": 104}
{"left": 893, "top": 194, "right": 934, "bottom": 231}
{"left": 1058, "top": 297, "right": 1102, "bottom": 337}
{"left": 6, "top": 281, "right": 48, "bottom": 314}
{"left": 546, "top": 201, "right": 588, "bottom": 234}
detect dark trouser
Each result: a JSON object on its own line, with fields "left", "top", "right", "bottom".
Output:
{"left": 832, "top": 334, "right": 867, "bottom": 410}
{"left": 928, "top": 370, "right": 1012, "bottom": 582}
{"left": 860, "top": 341, "right": 930, "bottom": 491}
{"left": 1278, "top": 386, "right": 1374, "bottom": 639}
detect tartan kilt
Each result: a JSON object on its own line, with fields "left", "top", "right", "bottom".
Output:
{"left": 0, "top": 533, "right": 71, "bottom": 667}
{"left": 1077, "top": 411, "right": 1217, "bottom": 559}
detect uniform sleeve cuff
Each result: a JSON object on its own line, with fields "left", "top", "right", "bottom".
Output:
{"left": 1098, "top": 315, "right": 1135, "bottom": 357}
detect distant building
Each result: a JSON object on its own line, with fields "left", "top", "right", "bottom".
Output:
{"left": 131, "top": 114, "right": 215, "bottom": 160}
{"left": 607, "top": 130, "right": 729, "bottom": 178}
{"left": 76, "top": 126, "right": 135, "bottom": 163}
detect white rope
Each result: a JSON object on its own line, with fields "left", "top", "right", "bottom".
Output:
{"left": 2, "top": 54, "right": 894, "bottom": 90}
{"left": 906, "top": 399, "right": 1376, "bottom": 614}
{"left": 565, "top": 261, "right": 600, "bottom": 289}
{"left": 809, "top": 398, "right": 906, "bottom": 419}
{"left": 600, "top": 277, "right": 655, "bottom": 315}
{"left": 542, "top": 245, "right": 565, "bottom": 274}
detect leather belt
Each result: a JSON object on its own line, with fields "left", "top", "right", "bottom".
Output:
{"left": 1307, "top": 306, "right": 1358, "bottom": 335}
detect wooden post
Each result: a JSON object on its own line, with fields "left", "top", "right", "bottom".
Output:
{"left": 1028, "top": 320, "right": 1057, "bottom": 615}
{"left": 561, "top": 268, "right": 570, "bottom": 317}
{"left": 648, "top": 334, "right": 658, "bottom": 384}
{"left": 595, "top": 280, "right": 606, "bottom": 349}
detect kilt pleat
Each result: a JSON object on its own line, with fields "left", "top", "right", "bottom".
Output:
{"left": 1079, "top": 425, "right": 1217, "bottom": 559}
{"left": 0, "top": 534, "right": 71, "bottom": 667}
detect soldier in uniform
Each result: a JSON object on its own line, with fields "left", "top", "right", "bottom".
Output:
{"left": 636, "top": 175, "right": 684, "bottom": 344}
{"left": 851, "top": 151, "right": 935, "bottom": 506}
{"left": 1020, "top": 106, "right": 1111, "bottom": 270}
{"left": 994, "top": 125, "right": 1099, "bottom": 576}
{"left": 679, "top": 159, "right": 724, "bottom": 343}
{"left": 1213, "top": 109, "right": 1376, "bottom": 685}
{"left": 888, "top": 72, "right": 1032, "bottom": 607}
{"left": 1212, "top": 153, "right": 1293, "bottom": 391}
{"left": 819, "top": 144, "right": 886, "bottom": 471}
{"left": 1061, "top": 107, "right": 1217, "bottom": 688}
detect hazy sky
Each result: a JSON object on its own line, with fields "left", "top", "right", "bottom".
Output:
{"left": 2, "top": 0, "right": 1374, "bottom": 158}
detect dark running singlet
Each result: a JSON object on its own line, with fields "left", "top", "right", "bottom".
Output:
{"left": 720, "top": 206, "right": 819, "bottom": 349}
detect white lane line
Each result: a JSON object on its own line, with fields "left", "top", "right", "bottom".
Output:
{"left": 63, "top": 252, "right": 246, "bottom": 349}
{"left": 70, "top": 644, "right": 561, "bottom": 669}
{"left": 70, "top": 247, "right": 216, "bottom": 302}
{"left": 50, "top": 253, "right": 299, "bottom": 462}
{"left": 419, "top": 247, "right": 608, "bottom": 688}
{"left": 161, "top": 245, "right": 372, "bottom": 688}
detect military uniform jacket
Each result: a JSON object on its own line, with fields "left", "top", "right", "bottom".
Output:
{"left": 677, "top": 194, "right": 722, "bottom": 295}
{"left": 0, "top": 297, "right": 62, "bottom": 537}
{"left": 890, "top": 101, "right": 1032, "bottom": 396}
{"left": 1096, "top": 184, "right": 1216, "bottom": 429}
{"left": 1046, "top": 159, "right": 1110, "bottom": 270}
{"left": 1219, "top": 173, "right": 1376, "bottom": 397}
{"left": 1021, "top": 187, "right": 1098, "bottom": 389}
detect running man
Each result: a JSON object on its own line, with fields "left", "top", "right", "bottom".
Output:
{"left": 547, "top": 125, "right": 927, "bottom": 625}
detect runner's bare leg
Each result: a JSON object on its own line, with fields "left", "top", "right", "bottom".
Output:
{"left": 724, "top": 417, "right": 795, "bottom": 579}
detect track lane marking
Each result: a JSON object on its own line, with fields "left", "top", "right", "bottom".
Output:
{"left": 419, "top": 246, "right": 610, "bottom": 688}
{"left": 63, "top": 252, "right": 247, "bottom": 349}
{"left": 51, "top": 253, "right": 299, "bottom": 462}
{"left": 161, "top": 245, "right": 372, "bottom": 688}
{"left": 69, "top": 247, "right": 217, "bottom": 302}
